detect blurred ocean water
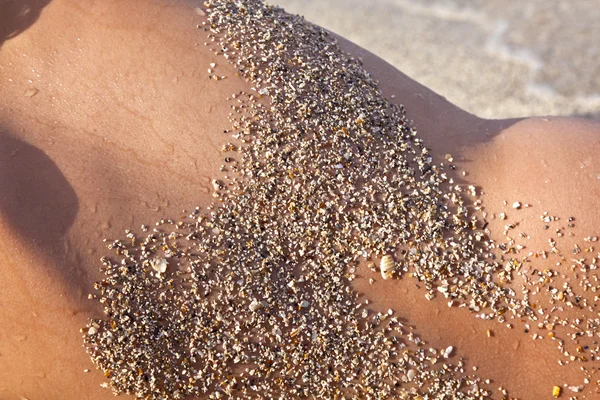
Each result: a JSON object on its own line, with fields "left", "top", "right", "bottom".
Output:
{"left": 273, "top": 0, "right": 600, "bottom": 119}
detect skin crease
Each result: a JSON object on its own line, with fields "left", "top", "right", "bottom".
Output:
{"left": 0, "top": 0, "right": 599, "bottom": 399}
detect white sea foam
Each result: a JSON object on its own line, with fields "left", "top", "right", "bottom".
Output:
{"left": 383, "top": 0, "right": 544, "bottom": 71}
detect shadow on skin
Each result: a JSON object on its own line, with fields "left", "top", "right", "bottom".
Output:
{"left": 0, "top": 0, "right": 51, "bottom": 48}
{"left": 576, "top": 111, "right": 600, "bottom": 120}
{"left": 0, "top": 133, "right": 90, "bottom": 294}
{"left": 332, "top": 31, "right": 524, "bottom": 153}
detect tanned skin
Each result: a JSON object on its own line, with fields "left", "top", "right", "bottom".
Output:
{"left": 1, "top": 0, "right": 599, "bottom": 398}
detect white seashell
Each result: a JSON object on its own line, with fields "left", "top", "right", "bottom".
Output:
{"left": 406, "top": 369, "right": 416, "bottom": 381}
{"left": 380, "top": 255, "right": 395, "bottom": 280}
{"left": 249, "top": 299, "right": 262, "bottom": 312}
{"left": 287, "top": 280, "right": 297, "bottom": 292}
{"left": 443, "top": 345, "right": 453, "bottom": 358}
{"left": 88, "top": 326, "right": 98, "bottom": 335}
{"left": 151, "top": 258, "right": 168, "bottom": 273}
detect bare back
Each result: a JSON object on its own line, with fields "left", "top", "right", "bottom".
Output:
{"left": 1, "top": 1, "right": 599, "bottom": 399}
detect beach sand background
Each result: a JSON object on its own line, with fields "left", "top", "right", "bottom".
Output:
{"left": 273, "top": 0, "right": 599, "bottom": 120}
